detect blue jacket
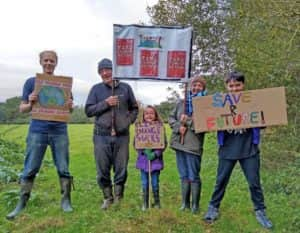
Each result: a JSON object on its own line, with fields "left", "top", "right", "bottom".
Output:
{"left": 217, "top": 128, "right": 260, "bottom": 146}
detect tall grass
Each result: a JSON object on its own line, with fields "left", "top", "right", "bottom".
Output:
{"left": 0, "top": 124, "right": 298, "bottom": 233}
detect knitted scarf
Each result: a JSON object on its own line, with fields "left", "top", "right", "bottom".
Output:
{"left": 185, "top": 90, "right": 207, "bottom": 116}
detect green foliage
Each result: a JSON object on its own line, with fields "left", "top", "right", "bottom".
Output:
{"left": 227, "top": 0, "right": 300, "bottom": 165}
{"left": 0, "top": 129, "right": 24, "bottom": 184}
{"left": 147, "top": 0, "right": 232, "bottom": 75}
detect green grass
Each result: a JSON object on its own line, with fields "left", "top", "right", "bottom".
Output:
{"left": 0, "top": 124, "right": 298, "bottom": 232}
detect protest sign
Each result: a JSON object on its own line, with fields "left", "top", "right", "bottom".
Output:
{"left": 192, "top": 87, "right": 288, "bottom": 132}
{"left": 31, "top": 73, "right": 73, "bottom": 122}
{"left": 134, "top": 122, "right": 165, "bottom": 149}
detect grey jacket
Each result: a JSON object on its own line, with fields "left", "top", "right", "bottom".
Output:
{"left": 169, "top": 99, "right": 205, "bottom": 156}
{"left": 85, "top": 81, "right": 138, "bottom": 136}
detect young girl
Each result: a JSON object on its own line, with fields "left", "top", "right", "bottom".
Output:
{"left": 135, "top": 105, "right": 167, "bottom": 211}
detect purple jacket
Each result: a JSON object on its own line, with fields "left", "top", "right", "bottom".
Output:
{"left": 135, "top": 149, "right": 164, "bottom": 172}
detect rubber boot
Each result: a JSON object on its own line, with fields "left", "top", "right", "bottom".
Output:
{"left": 114, "top": 184, "right": 124, "bottom": 204}
{"left": 179, "top": 181, "right": 191, "bottom": 211}
{"left": 152, "top": 189, "right": 161, "bottom": 209}
{"left": 101, "top": 186, "right": 113, "bottom": 210}
{"left": 191, "top": 182, "right": 201, "bottom": 214}
{"left": 141, "top": 187, "right": 149, "bottom": 211}
{"left": 60, "top": 177, "right": 73, "bottom": 212}
{"left": 6, "top": 180, "right": 34, "bottom": 220}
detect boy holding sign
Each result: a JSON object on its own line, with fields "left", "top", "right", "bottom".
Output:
{"left": 135, "top": 106, "right": 167, "bottom": 211}
{"left": 204, "top": 72, "right": 272, "bottom": 229}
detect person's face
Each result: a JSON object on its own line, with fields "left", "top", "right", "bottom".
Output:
{"left": 144, "top": 107, "right": 156, "bottom": 123}
{"left": 226, "top": 79, "right": 245, "bottom": 92}
{"left": 191, "top": 81, "right": 204, "bottom": 94}
{"left": 99, "top": 68, "right": 113, "bottom": 85}
{"left": 40, "top": 52, "right": 57, "bottom": 75}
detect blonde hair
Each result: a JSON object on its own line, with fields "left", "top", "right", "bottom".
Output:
{"left": 39, "top": 50, "right": 58, "bottom": 62}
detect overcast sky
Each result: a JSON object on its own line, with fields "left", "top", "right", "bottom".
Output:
{"left": 0, "top": 0, "right": 181, "bottom": 106}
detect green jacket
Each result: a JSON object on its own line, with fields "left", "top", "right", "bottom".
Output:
{"left": 168, "top": 100, "right": 205, "bottom": 156}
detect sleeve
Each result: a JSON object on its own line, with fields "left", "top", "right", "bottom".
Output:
{"left": 168, "top": 102, "right": 181, "bottom": 134}
{"left": 22, "top": 78, "right": 34, "bottom": 102}
{"left": 85, "top": 85, "right": 110, "bottom": 117}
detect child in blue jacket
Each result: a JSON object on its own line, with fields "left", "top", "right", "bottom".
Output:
{"left": 204, "top": 71, "right": 273, "bottom": 229}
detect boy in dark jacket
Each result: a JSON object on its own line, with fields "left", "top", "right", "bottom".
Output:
{"left": 204, "top": 71, "right": 272, "bottom": 229}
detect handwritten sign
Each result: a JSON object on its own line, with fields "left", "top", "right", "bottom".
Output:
{"left": 134, "top": 122, "right": 165, "bottom": 149}
{"left": 192, "top": 87, "right": 288, "bottom": 132}
{"left": 31, "top": 73, "right": 73, "bottom": 122}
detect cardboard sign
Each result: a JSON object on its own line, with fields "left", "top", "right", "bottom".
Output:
{"left": 192, "top": 87, "right": 288, "bottom": 132}
{"left": 31, "top": 73, "right": 73, "bottom": 122}
{"left": 113, "top": 24, "right": 193, "bottom": 80}
{"left": 134, "top": 122, "right": 165, "bottom": 149}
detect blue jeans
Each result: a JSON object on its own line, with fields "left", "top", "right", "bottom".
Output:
{"left": 21, "top": 132, "right": 71, "bottom": 181}
{"left": 93, "top": 135, "right": 129, "bottom": 188}
{"left": 176, "top": 150, "right": 201, "bottom": 183}
{"left": 140, "top": 170, "right": 160, "bottom": 191}
{"left": 209, "top": 153, "right": 266, "bottom": 210}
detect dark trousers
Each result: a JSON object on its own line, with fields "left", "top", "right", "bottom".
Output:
{"left": 209, "top": 153, "right": 266, "bottom": 210}
{"left": 93, "top": 135, "right": 129, "bottom": 188}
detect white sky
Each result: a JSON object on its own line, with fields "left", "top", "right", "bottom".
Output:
{"left": 0, "top": 0, "right": 181, "bottom": 106}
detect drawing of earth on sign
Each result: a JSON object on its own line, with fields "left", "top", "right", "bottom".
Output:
{"left": 38, "top": 86, "right": 65, "bottom": 107}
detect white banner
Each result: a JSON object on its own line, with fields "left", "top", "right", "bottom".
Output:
{"left": 113, "top": 24, "right": 193, "bottom": 81}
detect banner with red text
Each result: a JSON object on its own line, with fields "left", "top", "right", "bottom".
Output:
{"left": 134, "top": 122, "right": 165, "bottom": 149}
{"left": 113, "top": 24, "right": 193, "bottom": 80}
{"left": 32, "top": 73, "right": 73, "bottom": 122}
{"left": 192, "top": 87, "right": 288, "bottom": 132}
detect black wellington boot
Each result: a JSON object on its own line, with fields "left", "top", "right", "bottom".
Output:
{"left": 6, "top": 180, "right": 34, "bottom": 220}
{"left": 141, "top": 187, "right": 149, "bottom": 211}
{"left": 114, "top": 184, "right": 124, "bottom": 204}
{"left": 152, "top": 189, "right": 161, "bottom": 209}
{"left": 191, "top": 182, "right": 201, "bottom": 214}
{"left": 101, "top": 186, "right": 113, "bottom": 210}
{"left": 60, "top": 177, "right": 73, "bottom": 212}
{"left": 180, "top": 181, "right": 191, "bottom": 211}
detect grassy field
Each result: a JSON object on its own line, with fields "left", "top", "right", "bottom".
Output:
{"left": 0, "top": 124, "right": 298, "bottom": 233}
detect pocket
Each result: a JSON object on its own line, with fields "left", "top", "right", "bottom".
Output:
{"left": 115, "top": 114, "right": 130, "bottom": 132}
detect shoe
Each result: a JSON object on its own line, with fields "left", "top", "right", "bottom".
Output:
{"left": 255, "top": 209, "right": 273, "bottom": 229}
{"left": 204, "top": 205, "right": 219, "bottom": 223}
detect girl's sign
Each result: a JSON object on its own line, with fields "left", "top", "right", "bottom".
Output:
{"left": 134, "top": 122, "right": 165, "bottom": 149}
{"left": 113, "top": 24, "right": 192, "bottom": 80}
{"left": 32, "top": 73, "right": 73, "bottom": 122}
{"left": 192, "top": 87, "right": 288, "bottom": 132}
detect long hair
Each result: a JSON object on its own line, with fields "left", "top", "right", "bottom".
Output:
{"left": 141, "top": 105, "right": 163, "bottom": 123}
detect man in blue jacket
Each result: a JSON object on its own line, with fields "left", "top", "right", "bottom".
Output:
{"left": 85, "top": 58, "right": 138, "bottom": 210}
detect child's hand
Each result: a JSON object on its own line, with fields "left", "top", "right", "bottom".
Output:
{"left": 143, "top": 149, "right": 156, "bottom": 161}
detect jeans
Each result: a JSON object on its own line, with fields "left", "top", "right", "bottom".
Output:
{"left": 21, "top": 132, "right": 71, "bottom": 181}
{"left": 176, "top": 150, "right": 201, "bottom": 183}
{"left": 209, "top": 153, "right": 266, "bottom": 210}
{"left": 93, "top": 135, "right": 129, "bottom": 188}
{"left": 140, "top": 170, "right": 160, "bottom": 191}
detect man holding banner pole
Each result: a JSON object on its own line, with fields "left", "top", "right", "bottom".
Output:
{"left": 85, "top": 58, "right": 138, "bottom": 210}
